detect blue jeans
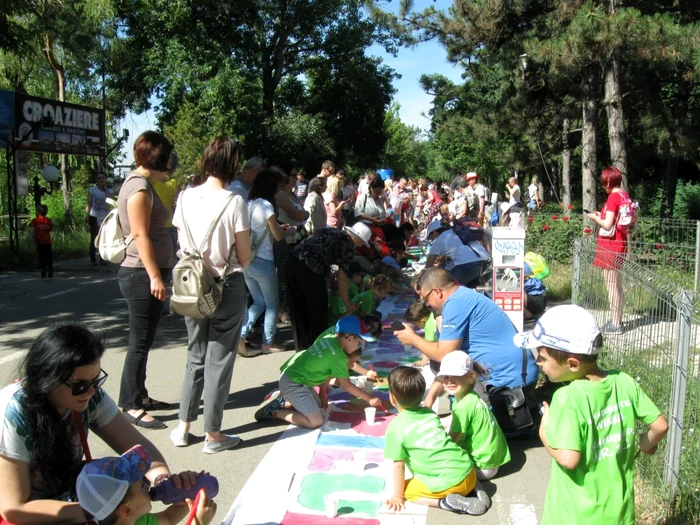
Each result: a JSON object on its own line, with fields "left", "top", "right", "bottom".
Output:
{"left": 241, "top": 257, "right": 279, "bottom": 345}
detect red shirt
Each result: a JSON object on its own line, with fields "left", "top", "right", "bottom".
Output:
{"left": 30, "top": 216, "right": 54, "bottom": 245}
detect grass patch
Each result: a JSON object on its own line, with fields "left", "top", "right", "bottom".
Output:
{"left": 545, "top": 262, "right": 572, "bottom": 302}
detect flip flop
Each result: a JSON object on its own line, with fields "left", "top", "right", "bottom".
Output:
{"left": 122, "top": 410, "right": 167, "bottom": 430}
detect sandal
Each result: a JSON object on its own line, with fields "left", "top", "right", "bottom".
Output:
{"left": 122, "top": 410, "right": 167, "bottom": 430}
{"left": 142, "top": 398, "right": 172, "bottom": 411}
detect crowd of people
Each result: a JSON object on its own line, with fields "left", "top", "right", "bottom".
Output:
{"left": 10, "top": 130, "right": 663, "bottom": 525}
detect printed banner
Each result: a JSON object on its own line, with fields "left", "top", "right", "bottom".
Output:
{"left": 14, "top": 93, "right": 104, "bottom": 156}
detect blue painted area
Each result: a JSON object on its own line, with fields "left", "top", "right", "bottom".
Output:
{"left": 317, "top": 434, "right": 385, "bottom": 449}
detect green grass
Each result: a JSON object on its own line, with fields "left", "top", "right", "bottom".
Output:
{"left": 0, "top": 227, "right": 90, "bottom": 270}
{"left": 545, "top": 262, "right": 572, "bottom": 302}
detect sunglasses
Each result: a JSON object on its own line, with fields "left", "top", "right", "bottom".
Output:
{"left": 532, "top": 321, "right": 571, "bottom": 352}
{"left": 64, "top": 369, "right": 109, "bottom": 396}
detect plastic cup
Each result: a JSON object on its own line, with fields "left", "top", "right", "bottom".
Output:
{"left": 365, "top": 407, "right": 376, "bottom": 425}
{"left": 404, "top": 344, "right": 412, "bottom": 353}
{"left": 356, "top": 376, "right": 366, "bottom": 389}
{"left": 324, "top": 493, "right": 339, "bottom": 518}
{"left": 364, "top": 381, "right": 374, "bottom": 394}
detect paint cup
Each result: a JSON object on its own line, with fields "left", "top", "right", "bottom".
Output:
{"left": 324, "top": 493, "right": 339, "bottom": 518}
{"left": 364, "top": 381, "right": 374, "bottom": 394}
{"left": 356, "top": 376, "right": 366, "bottom": 390}
{"left": 365, "top": 407, "right": 376, "bottom": 425}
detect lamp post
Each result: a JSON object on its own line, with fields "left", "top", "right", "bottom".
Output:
{"left": 517, "top": 53, "right": 528, "bottom": 81}
{"left": 33, "top": 164, "right": 60, "bottom": 212}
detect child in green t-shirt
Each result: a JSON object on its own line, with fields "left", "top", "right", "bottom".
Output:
{"left": 352, "top": 274, "right": 392, "bottom": 316}
{"left": 76, "top": 445, "right": 217, "bottom": 525}
{"left": 329, "top": 265, "right": 365, "bottom": 322}
{"left": 404, "top": 301, "right": 439, "bottom": 368}
{"left": 437, "top": 351, "right": 511, "bottom": 480}
{"left": 383, "top": 366, "right": 491, "bottom": 515}
{"left": 254, "top": 316, "right": 381, "bottom": 429}
{"left": 516, "top": 305, "right": 669, "bottom": 525}
{"left": 316, "top": 314, "right": 382, "bottom": 381}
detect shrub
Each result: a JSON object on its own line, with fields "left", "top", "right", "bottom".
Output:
{"left": 525, "top": 213, "right": 585, "bottom": 264}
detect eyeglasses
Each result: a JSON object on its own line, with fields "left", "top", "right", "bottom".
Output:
{"left": 532, "top": 321, "right": 571, "bottom": 352}
{"left": 421, "top": 288, "right": 435, "bottom": 304}
{"left": 64, "top": 369, "right": 109, "bottom": 396}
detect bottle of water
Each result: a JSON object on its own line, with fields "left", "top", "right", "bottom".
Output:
{"left": 150, "top": 475, "right": 219, "bottom": 504}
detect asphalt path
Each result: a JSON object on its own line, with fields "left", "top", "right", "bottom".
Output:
{"left": 0, "top": 260, "right": 550, "bottom": 524}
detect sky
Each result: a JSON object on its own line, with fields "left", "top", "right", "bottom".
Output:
{"left": 117, "top": 0, "right": 463, "bottom": 165}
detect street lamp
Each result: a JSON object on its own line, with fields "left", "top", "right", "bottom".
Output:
{"left": 33, "top": 165, "right": 60, "bottom": 211}
{"left": 518, "top": 53, "right": 528, "bottom": 81}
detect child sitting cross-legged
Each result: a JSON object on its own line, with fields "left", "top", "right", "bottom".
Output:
{"left": 383, "top": 366, "right": 491, "bottom": 515}
{"left": 255, "top": 316, "right": 382, "bottom": 429}
{"left": 438, "top": 351, "right": 511, "bottom": 480}
{"left": 77, "top": 445, "right": 216, "bottom": 525}
{"left": 517, "top": 305, "right": 669, "bottom": 525}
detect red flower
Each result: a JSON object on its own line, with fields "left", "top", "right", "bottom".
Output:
{"left": 562, "top": 216, "right": 570, "bottom": 221}
{"left": 543, "top": 224, "right": 550, "bottom": 231}
{"left": 559, "top": 203, "right": 564, "bottom": 207}
{"left": 584, "top": 227, "right": 592, "bottom": 234}
{"left": 567, "top": 204, "right": 572, "bottom": 210}
{"left": 551, "top": 215, "right": 559, "bottom": 220}
{"left": 657, "top": 243, "right": 664, "bottom": 250}
{"left": 528, "top": 216, "right": 534, "bottom": 223}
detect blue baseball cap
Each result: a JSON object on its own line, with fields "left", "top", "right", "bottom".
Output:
{"left": 336, "top": 316, "right": 377, "bottom": 342}
{"left": 76, "top": 445, "right": 152, "bottom": 521}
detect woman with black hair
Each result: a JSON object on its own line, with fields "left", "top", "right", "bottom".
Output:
{"left": 238, "top": 168, "right": 296, "bottom": 355}
{"left": 0, "top": 324, "right": 192, "bottom": 524}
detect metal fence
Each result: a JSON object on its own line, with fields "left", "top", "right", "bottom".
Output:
{"left": 572, "top": 238, "right": 700, "bottom": 524}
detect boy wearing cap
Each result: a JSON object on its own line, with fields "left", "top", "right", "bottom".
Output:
{"left": 438, "top": 351, "right": 511, "bottom": 481}
{"left": 254, "top": 316, "right": 382, "bottom": 429}
{"left": 77, "top": 445, "right": 216, "bottom": 525}
{"left": 517, "top": 305, "right": 668, "bottom": 525}
{"left": 383, "top": 366, "right": 491, "bottom": 516}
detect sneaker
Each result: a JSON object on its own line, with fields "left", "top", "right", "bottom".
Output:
{"left": 203, "top": 434, "right": 241, "bottom": 454}
{"left": 170, "top": 428, "right": 189, "bottom": 447}
{"left": 601, "top": 321, "right": 624, "bottom": 335}
{"left": 438, "top": 494, "right": 487, "bottom": 516}
{"left": 473, "top": 480, "right": 492, "bottom": 509}
{"left": 254, "top": 396, "right": 285, "bottom": 422}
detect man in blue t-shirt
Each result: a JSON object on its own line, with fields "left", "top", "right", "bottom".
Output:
{"left": 394, "top": 268, "right": 538, "bottom": 390}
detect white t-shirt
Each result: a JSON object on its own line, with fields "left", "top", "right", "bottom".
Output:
{"left": 357, "top": 179, "right": 370, "bottom": 195}
{"left": 248, "top": 198, "right": 276, "bottom": 261}
{"left": 428, "top": 229, "right": 490, "bottom": 270}
{"left": 173, "top": 186, "right": 250, "bottom": 277}
{"left": 226, "top": 179, "right": 249, "bottom": 201}
{"left": 0, "top": 382, "right": 118, "bottom": 500}
{"left": 528, "top": 184, "right": 538, "bottom": 201}
{"left": 509, "top": 184, "right": 521, "bottom": 206}
{"left": 88, "top": 186, "right": 112, "bottom": 222}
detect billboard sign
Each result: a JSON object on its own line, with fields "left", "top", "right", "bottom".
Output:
{"left": 14, "top": 93, "right": 104, "bottom": 156}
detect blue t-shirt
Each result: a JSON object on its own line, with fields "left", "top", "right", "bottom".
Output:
{"left": 439, "top": 286, "right": 539, "bottom": 388}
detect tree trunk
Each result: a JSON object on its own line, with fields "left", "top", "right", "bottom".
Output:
{"left": 562, "top": 117, "right": 572, "bottom": 213}
{"left": 604, "top": 48, "right": 628, "bottom": 192}
{"left": 660, "top": 77, "right": 690, "bottom": 218}
{"left": 44, "top": 33, "right": 72, "bottom": 223}
{"left": 582, "top": 65, "right": 599, "bottom": 215}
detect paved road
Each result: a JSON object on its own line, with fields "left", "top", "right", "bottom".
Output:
{"left": 0, "top": 260, "right": 550, "bottom": 524}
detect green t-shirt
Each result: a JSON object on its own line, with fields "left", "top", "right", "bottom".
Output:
{"left": 352, "top": 290, "right": 376, "bottom": 316}
{"left": 329, "top": 281, "right": 361, "bottom": 320}
{"left": 315, "top": 325, "right": 336, "bottom": 343}
{"left": 384, "top": 406, "right": 473, "bottom": 493}
{"left": 450, "top": 391, "right": 511, "bottom": 470}
{"left": 135, "top": 514, "right": 158, "bottom": 525}
{"left": 280, "top": 336, "right": 351, "bottom": 387}
{"left": 542, "top": 371, "right": 661, "bottom": 525}
{"left": 424, "top": 312, "right": 437, "bottom": 342}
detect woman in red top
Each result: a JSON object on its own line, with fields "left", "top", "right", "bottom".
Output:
{"left": 587, "top": 166, "right": 628, "bottom": 334}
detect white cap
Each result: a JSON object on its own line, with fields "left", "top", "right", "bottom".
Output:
{"left": 437, "top": 351, "right": 473, "bottom": 377}
{"left": 345, "top": 223, "right": 371, "bottom": 247}
{"left": 513, "top": 305, "right": 601, "bottom": 356}
{"left": 466, "top": 172, "right": 478, "bottom": 180}
{"left": 426, "top": 220, "right": 444, "bottom": 238}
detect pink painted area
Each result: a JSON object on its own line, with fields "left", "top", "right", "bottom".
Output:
{"left": 281, "top": 511, "right": 380, "bottom": 525}
{"left": 308, "top": 448, "right": 353, "bottom": 471}
{"left": 308, "top": 448, "right": 385, "bottom": 472}
{"left": 371, "top": 360, "right": 400, "bottom": 368}
{"left": 328, "top": 411, "right": 396, "bottom": 437}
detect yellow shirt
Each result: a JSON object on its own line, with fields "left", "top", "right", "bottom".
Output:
{"left": 152, "top": 179, "right": 180, "bottom": 227}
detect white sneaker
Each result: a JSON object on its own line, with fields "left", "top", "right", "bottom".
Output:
{"left": 169, "top": 428, "right": 189, "bottom": 447}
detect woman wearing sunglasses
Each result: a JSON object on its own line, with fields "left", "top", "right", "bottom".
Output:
{"left": 0, "top": 324, "right": 193, "bottom": 525}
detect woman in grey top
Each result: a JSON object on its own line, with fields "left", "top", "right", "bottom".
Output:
{"left": 116, "top": 131, "right": 175, "bottom": 430}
